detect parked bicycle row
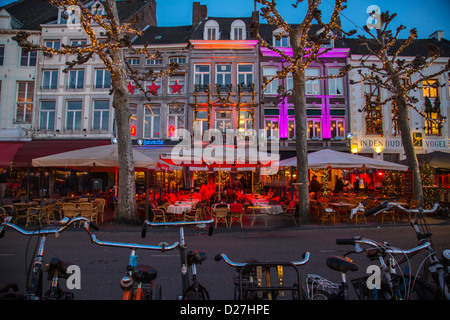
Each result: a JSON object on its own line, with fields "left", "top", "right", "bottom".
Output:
{"left": 0, "top": 202, "right": 448, "bottom": 300}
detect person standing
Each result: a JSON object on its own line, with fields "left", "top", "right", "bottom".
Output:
{"left": 309, "top": 175, "right": 321, "bottom": 200}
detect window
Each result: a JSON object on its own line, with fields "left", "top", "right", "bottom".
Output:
{"left": 328, "top": 68, "right": 343, "bottom": 95}
{"left": 127, "top": 58, "right": 140, "bottom": 65}
{"left": 423, "top": 79, "right": 438, "bottom": 98}
{"left": 169, "top": 57, "right": 186, "bottom": 64}
{"left": 71, "top": 39, "right": 87, "bottom": 46}
{"left": 264, "top": 117, "right": 280, "bottom": 139}
{"left": 194, "top": 111, "right": 208, "bottom": 138}
{"left": 20, "top": 49, "right": 36, "bottom": 66}
{"left": 307, "top": 119, "right": 321, "bottom": 139}
{"left": 95, "top": 69, "right": 111, "bottom": 89}
{"left": 331, "top": 119, "right": 345, "bottom": 139}
{"left": 168, "top": 75, "right": 185, "bottom": 94}
{"left": 237, "top": 64, "right": 253, "bottom": 87}
{"left": 288, "top": 119, "right": 295, "bottom": 139}
{"left": 204, "top": 20, "right": 219, "bottom": 40}
{"left": 216, "top": 64, "right": 232, "bottom": 87}
{"left": 0, "top": 46, "right": 4, "bottom": 65}
{"left": 93, "top": 100, "right": 110, "bottom": 131}
{"left": 263, "top": 67, "right": 279, "bottom": 95}
{"left": 15, "top": 82, "right": 34, "bottom": 123}
{"left": 194, "top": 65, "right": 210, "bottom": 90}
{"left": 146, "top": 79, "right": 161, "bottom": 95}
{"left": 286, "top": 73, "right": 293, "bottom": 92}
{"left": 68, "top": 69, "right": 84, "bottom": 89}
{"left": 364, "top": 83, "right": 380, "bottom": 97}
{"left": 146, "top": 58, "right": 162, "bottom": 65}
{"left": 306, "top": 68, "right": 320, "bottom": 95}
{"left": 45, "top": 40, "right": 61, "bottom": 50}
{"left": 365, "top": 104, "right": 383, "bottom": 135}
{"left": 273, "top": 29, "right": 290, "bottom": 47}
{"left": 215, "top": 111, "right": 232, "bottom": 132}
{"left": 231, "top": 20, "right": 246, "bottom": 40}
{"left": 144, "top": 104, "right": 160, "bottom": 138}
{"left": 39, "top": 101, "right": 55, "bottom": 131}
{"left": 42, "top": 70, "right": 58, "bottom": 89}
{"left": 168, "top": 105, "right": 185, "bottom": 138}
{"left": 238, "top": 111, "right": 253, "bottom": 134}
{"left": 65, "top": 101, "right": 82, "bottom": 130}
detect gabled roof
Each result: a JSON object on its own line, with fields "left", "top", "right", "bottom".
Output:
{"left": 1, "top": 0, "right": 57, "bottom": 30}
{"left": 133, "top": 25, "right": 192, "bottom": 45}
{"left": 1, "top": 0, "right": 154, "bottom": 30}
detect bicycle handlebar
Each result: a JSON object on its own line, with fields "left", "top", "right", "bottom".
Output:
{"left": 336, "top": 236, "right": 432, "bottom": 256}
{"left": 0, "top": 216, "right": 98, "bottom": 238}
{"left": 363, "top": 201, "right": 440, "bottom": 217}
{"left": 214, "top": 252, "right": 310, "bottom": 268}
{"left": 141, "top": 219, "right": 215, "bottom": 239}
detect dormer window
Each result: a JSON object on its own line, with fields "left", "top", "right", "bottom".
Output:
{"left": 231, "top": 20, "right": 246, "bottom": 40}
{"left": 273, "top": 28, "right": 290, "bottom": 47}
{"left": 204, "top": 20, "right": 219, "bottom": 40}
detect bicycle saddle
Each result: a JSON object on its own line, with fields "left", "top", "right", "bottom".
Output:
{"left": 187, "top": 250, "right": 207, "bottom": 266}
{"left": 326, "top": 256, "right": 358, "bottom": 273}
{"left": 133, "top": 265, "right": 157, "bottom": 283}
{"left": 44, "top": 257, "right": 72, "bottom": 279}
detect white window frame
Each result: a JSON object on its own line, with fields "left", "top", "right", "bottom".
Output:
{"left": 95, "top": 69, "right": 111, "bottom": 89}
{"left": 167, "top": 104, "right": 185, "bottom": 138}
{"left": 307, "top": 118, "right": 322, "bottom": 139}
{"left": 330, "top": 118, "right": 345, "bottom": 139}
{"left": 168, "top": 75, "right": 185, "bottom": 94}
{"left": 15, "top": 82, "right": 34, "bottom": 124}
{"left": 215, "top": 110, "right": 233, "bottom": 133}
{"left": 237, "top": 64, "right": 253, "bottom": 87}
{"left": 215, "top": 64, "right": 232, "bottom": 86}
{"left": 231, "top": 20, "right": 246, "bottom": 40}
{"left": 306, "top": 68, "right": 321, "bottom": 95}
{"left": 42, "top": 70, "right": 58, "bottom": 90}
{"left": 328, "top": 68, "right": 344, "bottom": 95}
{"left": 92, "top": 100, "right": 110, "bottom": 131}
{"left": 20, "top": 49, "right": 36, "bottom": 66}
{"left": 264, "top": 117, "right": 280, "bottom": 139}
{"left": 68, "top": 69, "right": 85, "bottom": 89}
{"left": 65, "top": 100, "right": 82, "bottom": 131}
{"left": 194, "top": 64, "right": 210, "bottom": 86}
{"left": 204, "top": 20, "right": 219, "bottom": 40}
{"left": 143, "top": 104, "right": 161, "bottom": 138}
{"left": 39, "top": 100, "right": 56, "bottom": 131}
{"left": 263, "top": 67, "right": 279, "bottom": 95}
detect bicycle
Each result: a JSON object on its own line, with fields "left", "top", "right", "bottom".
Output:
{"left": 360, "top": 201, "right": 449, "bottom": 300}
{"left": 0, "top": 216, "right": 96, "bottom": 300}
{"left": 215, "top": 252, "right": 310, "bottom": 300}
{"left": 80, "top": 220, "right": 179, "bottom": 300}
{"left": 142, "top": 218, "right": 214, "bottom": 300}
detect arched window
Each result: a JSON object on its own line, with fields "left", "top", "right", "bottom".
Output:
{"left": 204, "top": 20, "right": 219, "bottom": 40}
{"left": 231, "top": 20, "right": 246, "bottom": 40}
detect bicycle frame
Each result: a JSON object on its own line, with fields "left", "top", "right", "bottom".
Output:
{"left": 142, "top": 219, "right": 214, "bottom": 300}
{"left": 83, "top": 225, "right": 178, "bottom": 300}
{"left": 0, "top": 216, "right": 94, "bottom": 300}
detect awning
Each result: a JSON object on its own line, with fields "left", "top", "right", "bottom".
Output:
{"left": 13, "top": 140, "right": 111, "bottom": 167}
{"left": 0, "top": 142, "right": 25, "bottom": 167}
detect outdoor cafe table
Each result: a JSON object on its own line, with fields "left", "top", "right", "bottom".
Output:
{"left": 166, "top": 203, "right": 192, "bottom": 220}
{"left": 329, "top": 202, "right": 353, "bottom": 222}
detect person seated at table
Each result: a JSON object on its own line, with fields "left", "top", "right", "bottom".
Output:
{"left": 334, "top": 177, "right": 349, "bottom": 193}
{"left": 199, "top": 184, "right": 208, "bottom": 201}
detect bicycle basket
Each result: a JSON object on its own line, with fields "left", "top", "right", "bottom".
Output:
{"left": 306, "top": 274, "right": 340, "bottom": 299}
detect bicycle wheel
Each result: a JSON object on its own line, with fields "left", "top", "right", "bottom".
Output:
{"left": 183, "top": 284, "right": 209, "bottom": 300}
{"left": 309, "top": 289, "right": 334, "bottom": 300}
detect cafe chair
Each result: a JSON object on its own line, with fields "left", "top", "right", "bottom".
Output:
{"left": 214, "top": 206, "right": 229, "bottom": 228}
{"left": 93, "top": 198, "right": 106, "bottom": 222}
{"left": 350, "top": 203, "right": 367, "bottom": 224}
{"left": 152, "top": 208, "right": 167, "bottom": 222}
{"left": 283, "top": 201, "right": 297, "bottom": 225}
{"left": 25, "top": 206, "right": 42, "bottom": 227}
{"left": 80, "top": 202, "right": 98, "bottom": 223}
{"left": 0, "top": 207, "right": 6, "bottom": 222}
{"left": 249, "top": 207, "right": 268, "bottom": 228}
{"left": 229, "top": 203, "right": 244, "bottom": 227}
{"left": 184, "top": 207, "right": 202, "bottom": 222}
{"left": 41, "top": 203, "right": 56, "bottom": 225}
{"left": 317, "top": 202, "right": 336, "bottom": 225}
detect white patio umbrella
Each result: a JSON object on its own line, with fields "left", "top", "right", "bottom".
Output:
{"left": 32, "top": 143, "right": 162, "bottom": 170}
{"left": 279, "top": 149, "right": 408, "bottom": 171}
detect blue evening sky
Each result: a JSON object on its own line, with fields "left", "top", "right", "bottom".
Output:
{"left": 0, "top": 0, "right": 448, "bottom": 39}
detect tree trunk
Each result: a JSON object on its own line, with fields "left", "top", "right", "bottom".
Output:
{"left": 292, "top": 69, "right": 311, "bottom": 224}
{"left": 396, "top": 98, "right": 424, "bottom": 206}
{"left": 110, "top": 52, "right": 137, "bottom": 224}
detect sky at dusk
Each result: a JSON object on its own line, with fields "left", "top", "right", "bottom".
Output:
{"left": 0, "top": 0, "right": 448, "bottom": 39}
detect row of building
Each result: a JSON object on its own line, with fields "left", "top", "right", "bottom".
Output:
{"left": 0, "top": 0, "right": 449, "bottom": 171}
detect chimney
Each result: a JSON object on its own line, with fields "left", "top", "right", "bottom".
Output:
{"left": 429, "top": 30, "right": 444, "bottom": 41}
{"left": 192, "top": 2, "right": 207, "bottom": 26}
